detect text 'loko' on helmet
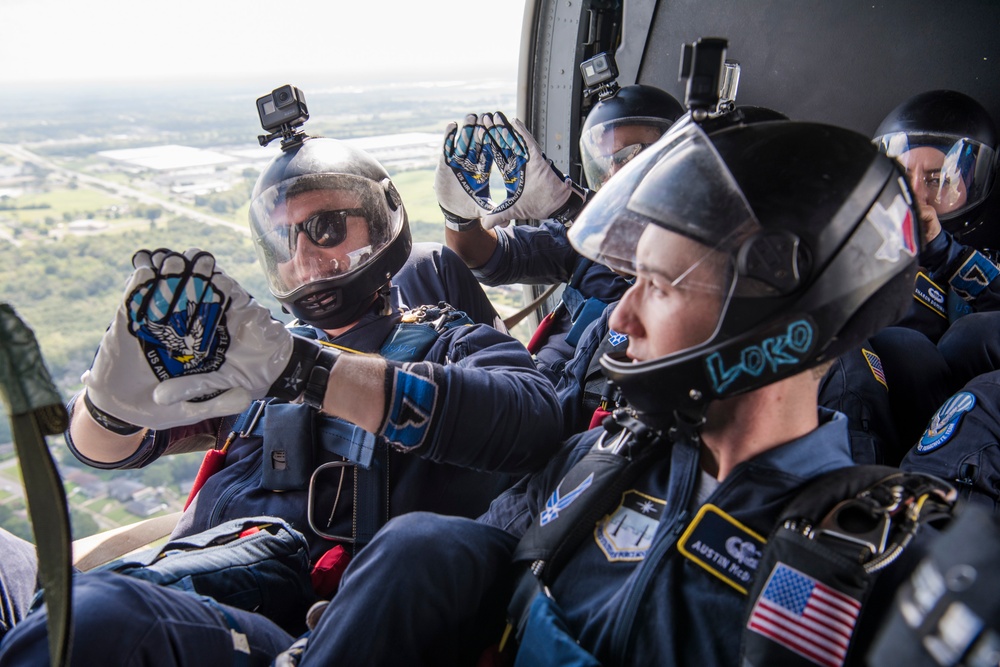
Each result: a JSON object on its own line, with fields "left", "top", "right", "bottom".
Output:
{"left": 569, "top": 114, "right": 920, "bottom": 431}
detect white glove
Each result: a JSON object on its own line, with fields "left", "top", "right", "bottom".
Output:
{"left": 482, "top": 111, "right": 583, "bottom": 230}
{"left": 434, "top": 114, "right": 495, "bottom": 227}
{"left": 82, "top": 248, "right": 299, "bottom": 430}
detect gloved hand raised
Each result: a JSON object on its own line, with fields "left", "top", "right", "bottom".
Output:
{"left": 82, "top": 248, "right": 322, "bottom": 431}
{"left": 434, "top": 113, "right": 495, "bottom": 230}
{"left": 481, "top": 111, "right": 586, "bottom": 230}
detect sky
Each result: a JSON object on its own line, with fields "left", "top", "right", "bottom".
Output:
{"left": 1, "top": 0, "right": 527, "bottom": 86}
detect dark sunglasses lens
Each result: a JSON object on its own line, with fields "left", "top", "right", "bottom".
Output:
{"left": 303, "top": 210, "right": 349, "bottom": 248}
{"left": 610, "top": 143, "right": 649, "bottom": 169}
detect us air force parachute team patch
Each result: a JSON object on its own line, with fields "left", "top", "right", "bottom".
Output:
{"left": 126, "top": 256, "right": 231, "bottom": 382}
{"left": 918, "top": 391, "right": 977, "bottom": 453}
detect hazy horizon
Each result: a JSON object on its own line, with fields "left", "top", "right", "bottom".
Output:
{"left": 3, "top": 0, "right": 526, "bottom": 87}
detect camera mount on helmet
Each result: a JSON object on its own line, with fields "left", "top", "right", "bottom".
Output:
{"left": 679, "top": 37, "right": 742, "bottom": 120}
{"left": 257, "top": 84, "right": 310, "bottom": 151}
{"left": 580, "top": 51, "right": 622, "bottom": 101}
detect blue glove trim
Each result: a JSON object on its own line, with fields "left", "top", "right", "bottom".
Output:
{"left": 949, "top": 250, "right": 1000, "bottom": 300}
{"left": 379, "top": 361, "right": 442, "bottom": 452}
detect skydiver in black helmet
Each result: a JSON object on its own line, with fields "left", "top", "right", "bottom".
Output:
{"left": 819, "top": 90, "right": 1000, "bottom": 464}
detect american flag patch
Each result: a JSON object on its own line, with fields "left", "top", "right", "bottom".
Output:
{"left": 746, "top": 563, "right": 861, "bottom": 667}
{"left": 861, "top": 349, "right": 887, "bottom": 390}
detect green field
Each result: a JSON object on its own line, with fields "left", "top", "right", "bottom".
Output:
{"left": 2, "top": 186, "right": 123, "bottom": 224}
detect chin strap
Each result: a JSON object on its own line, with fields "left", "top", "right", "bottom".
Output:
{"left": 666, "top": 404, "right": 708, "bottom": 443}
{"left": 502, "top": 411, "right": 665, "bottom": 652}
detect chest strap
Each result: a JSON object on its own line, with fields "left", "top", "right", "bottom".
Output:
{"left": 505, "top": 413, "right": 664, "bottom": 649}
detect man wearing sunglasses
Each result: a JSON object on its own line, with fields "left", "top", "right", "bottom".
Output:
{"left": 0, "top": 136, "right": 564, "bottom": 666}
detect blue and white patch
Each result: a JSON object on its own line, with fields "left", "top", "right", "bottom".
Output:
{"left": 128, "top": 273, "right": 230, "bottom": 381}
{"left": 918, "top": 391, "right": 976, "bottom": 453}
{"left": 594, "top": 490, "right": 666, "bottom": 562}
{"left": 381, "top": 361, "right": 439, "bottom": 452}
{"left": 539, "top": 472, "right": 594, "bottom": 526}
{"left": 607, "top": 329, "right": 628, "bottom": 347}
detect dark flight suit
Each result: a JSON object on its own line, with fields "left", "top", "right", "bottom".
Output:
{"left": 0, "top": 248, "right": 562, "bottom": 667}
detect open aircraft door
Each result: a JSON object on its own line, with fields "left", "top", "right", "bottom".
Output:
{"left": 516, "top": 0, "right": 1000, "bottom": 324}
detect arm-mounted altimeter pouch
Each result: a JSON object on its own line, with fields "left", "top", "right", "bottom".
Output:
{"left": 261, "top": 402, "right": 315, "bottom": 491}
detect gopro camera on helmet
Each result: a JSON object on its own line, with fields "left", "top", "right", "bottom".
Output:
{"left": 581, "top": 52, "right": 621, "bottom": 100}
{"left": 679, "top": 37, "right": 741, "bottom": 118}
{"left": 257, "top": 84, "right": 310, "bottom": 149}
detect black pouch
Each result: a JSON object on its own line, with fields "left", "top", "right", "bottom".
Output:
{"left": 261, "top": 402, "right": 314, "bottom": 491}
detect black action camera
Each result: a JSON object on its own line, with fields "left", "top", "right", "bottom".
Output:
{"left": 580, "top": 52, "right": 621, "bottom": 100}
{"left": 678, "top": 37, "right": 730, "bottom": 115}
{"left": 257, "top": 85, "right": 308, "bottom": 132}
{"left": 256, "top": 85, "right": 309, "bottom": 149}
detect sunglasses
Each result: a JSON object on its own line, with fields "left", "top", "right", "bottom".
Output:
{"left": 257, "top": 209, "right": 366, "bottom": 263}
{"left": 608, "top": 143, "right": 651, "bottom": 170}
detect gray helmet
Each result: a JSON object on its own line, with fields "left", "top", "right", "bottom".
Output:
{"left": 570, "top": 116, "right": 920, "bottom": 431}
{"left": 249, "top": 137, "right": 411, "bottom": 328}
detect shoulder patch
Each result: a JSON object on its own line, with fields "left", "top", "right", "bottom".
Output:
{"left": 594, "top": 489, "right": 666, "bottom": 562}
{"left": 861, "top": 348, "right": 887, "bottom": 390}
{"left": 949, "top": 250, "right": 1000, "bottom": 300}
{"left": 918, "top": 391, "right": 977, "bottom": 454}
{"left": 678, "top": 504, "right": 766, "bottom": 594}
{"left": 380, "top": 361, "right": 441, "bottom": 452}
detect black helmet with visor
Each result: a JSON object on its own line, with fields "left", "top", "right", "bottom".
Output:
{"left": 873, "top": 89, "right": 998, "bottom": 239}
{"left": 250, "top": 137, "right": 411, "bottom": 329}
{"left": 570, "top": 115, "right": 920, "bottom": 431}
{"left": 579, "top": 84, "right": 685, "bottom": 190}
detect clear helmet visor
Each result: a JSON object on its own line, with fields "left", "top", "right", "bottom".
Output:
{"left": 570, "top": 121, "right": 763, "bottom": 359}
{"left": 875, "top": 131, "right": 997, "bottom": 221}
{"left": 249, "top": 173, "right": 404, "bottom": 298}
{"left": 580, "top": 116, "right": 676, "bottom": 189}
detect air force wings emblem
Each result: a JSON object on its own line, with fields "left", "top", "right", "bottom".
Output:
{"left": 540, "top": 472, "right": 595, "bottom": 526}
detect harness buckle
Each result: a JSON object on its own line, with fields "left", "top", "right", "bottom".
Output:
{"left": 307, "top": 461, "right": 355, "bottom": 543}
{"left": 810, "top": 497, "right": 892, "bottom": 558}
